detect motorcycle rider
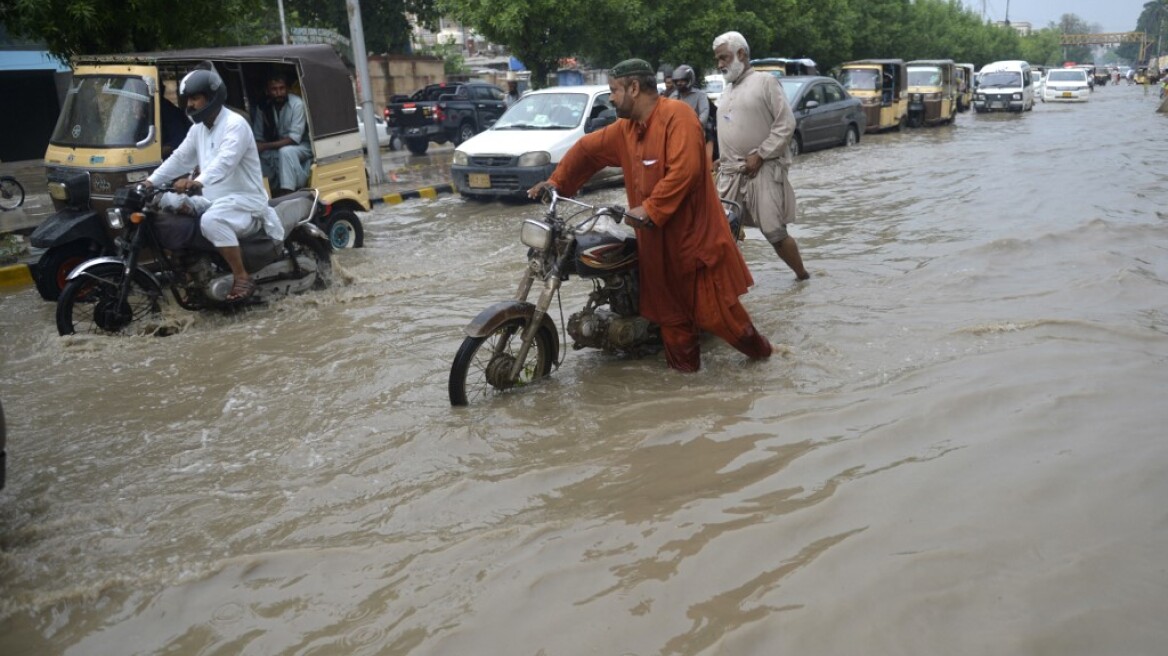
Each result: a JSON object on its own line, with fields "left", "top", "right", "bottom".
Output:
{"left": 670, "top": 64, "right": 713, "bottom": 163}
{"left": 142, "top": 67, "right": 284, "bottom": 302}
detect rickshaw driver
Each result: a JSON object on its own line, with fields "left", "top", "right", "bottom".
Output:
{"left": 141, "top": 68, "right": 285, "bottom": 302}
{"left": 253, "top": 73, "right": 312, "bottom": 196}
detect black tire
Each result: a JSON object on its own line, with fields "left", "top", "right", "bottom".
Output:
{"left": 288, "top": 231, "right": 332, "bottom": 291}
{"left": 34, "top": 241, "right": 98, "bottom": 302}
{"left": 788, "top": 133, "right": 802, "bottom": 157}
{"left": 449, "top": 317, "right": 556, "bottom": 406}
{"left": 455, "top": 122, "right": 476, "bottom": 145}
{"left": 56, "top": 262, "right": 162, "bottom": 336}
{"left": 324, "top": 209, "right": 364, "bottom": 249}
{"left": 0, "top": 176, "right": 24, "bottom": 210}
{"left": 405, "top": 137, "right": 429, "bottom": 155}
{"left": 895, "top": 114, "right": 907, "bottom": 131}
{"left": 844, "top": 125, "right": 859, "bottom": 147}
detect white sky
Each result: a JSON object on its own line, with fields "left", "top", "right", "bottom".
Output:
{"left": 968, "top": 0, "right": 1149, "bottom": 34}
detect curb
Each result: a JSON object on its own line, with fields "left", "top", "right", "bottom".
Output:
{"left": 0, "top": 262, "right": 32, "bottom": 288}
{"left": 373, "top": 183, "right": 456, "bottom": 206}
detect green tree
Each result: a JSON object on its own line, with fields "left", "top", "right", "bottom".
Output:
{"left": 0, "top": 0, "right": 272, "bottom": 57}
{"left": 284, "top": 0, "right": 440, "bottom": 55}
{"left": 1117, "top": 1, "right": 1168, "bottom": 64}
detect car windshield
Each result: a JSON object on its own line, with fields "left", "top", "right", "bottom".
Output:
{"left": 51, "top": 75, "right": 154, "bottom": 148}
{"left": 907, "top": 67, "right": 942, "bottom": 87}
{"left": 778, "top": 79, "right": 805, "bottom": 102}
{"left": 978, "top": 71, "right": 1022, "bottom": 88}
{"left": 1047, "top": 70, "right": 1086, "bottom": 82}
{"left": 494, "top": 92, "right": 589, "bottom": 129}
{"left": 840, "top": 68, "right": 880, "bottom": 91}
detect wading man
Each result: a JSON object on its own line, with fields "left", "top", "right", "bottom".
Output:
{"left": 713, "top": 31, "right": 810, "bottom": 280}
{"left": 528, "top": 58, "right": 772, "bottom": 372}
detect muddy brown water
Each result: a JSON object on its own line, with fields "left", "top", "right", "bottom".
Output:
{"left": 2, "top": 85, "right": 1167, "bottom": 654}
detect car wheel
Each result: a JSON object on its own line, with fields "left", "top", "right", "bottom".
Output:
{"left": 455, "top": 122, "right": 476, "bottom": 145}
{"left": 844, "top": 125, "right": 859, "bottom": 146}
{"left": 405, "top": 137, "right": 429, "bottom": 155}
{"left": 788, "top": 133, "right": 802, "bottom": 157}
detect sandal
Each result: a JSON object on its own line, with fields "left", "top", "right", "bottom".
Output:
{"left": 226, "top": 277, "right": 256, "bottom": 302}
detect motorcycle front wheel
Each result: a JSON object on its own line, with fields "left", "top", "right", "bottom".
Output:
{"left": 56, "top": 263, "right": 163, "bottom": 336}
{"left": 449, "top": 317, "right": 556, "bottom": 406}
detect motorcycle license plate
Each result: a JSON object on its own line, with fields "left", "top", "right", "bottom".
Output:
{"left": 468, "top": 173, "right": 491, "bottom": 188}
{"left": 1062, "top": 92, "right": 1073, "bottom": 98}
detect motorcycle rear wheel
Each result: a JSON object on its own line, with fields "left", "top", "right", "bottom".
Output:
{"left": 449, "top": 317, "right": 555, "bottom": 406}
{"left": 56, "top": 263, "right": 163, "bottom": 336}
{"left": 288, "top": 231, "right": 333, "bottom": 290}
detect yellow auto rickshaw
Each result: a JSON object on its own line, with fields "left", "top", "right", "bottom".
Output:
{"left": 750, "top": 57, "right": 819, "bottom": 79}
{"left": 905, "top": 59, "right": 957, "bottom": 127}
{"left": 32, "top": 45, "right": 371, "bottom": 300}
{"left": 955, "top": 63, "right": 975, "bottom": 112}
{"left": 838, "top": 59, "right": 907, "bottom": 132}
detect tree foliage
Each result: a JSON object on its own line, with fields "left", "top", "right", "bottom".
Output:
{"left": 283, "top": 0, "right": 440, "bottom": 55}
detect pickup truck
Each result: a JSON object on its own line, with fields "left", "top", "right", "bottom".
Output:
{"left": 386, "top": 82, "right": 507, "bottom": 155}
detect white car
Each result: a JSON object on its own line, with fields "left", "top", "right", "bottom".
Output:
{"left": 705, "top": 74, "right": 726, "bottom": 103}
{"left": 451, "top": 85, "right": 622, "bottom": 199}
{"left": 356, "top": 109, "right": 392, "bottom": 148}
{"left": 1031, "top": 70, "right": 1045, "bottom": 100}
{"left": 1043, "top": 68, "right": 1090, "bottom": 102}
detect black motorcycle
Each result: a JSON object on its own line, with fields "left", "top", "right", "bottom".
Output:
{"left": 55, "top": 184, "right": 333, "bottom": 336}
{"left": 447, "top": 189, "right": 740, "bottom": 406}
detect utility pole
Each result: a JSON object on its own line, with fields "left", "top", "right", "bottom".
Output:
{"left": 347, "top": 0, "right": 385, "bottom": 185}
{"left": 277, "top": 0, "right": 288, "bottom": 45}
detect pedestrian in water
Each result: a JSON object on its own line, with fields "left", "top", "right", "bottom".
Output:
{"left": 527, "top": 58, "right": 773, "bottom": 372}
{"left": 712, "top": 31, "right": 810, "bottom": 280}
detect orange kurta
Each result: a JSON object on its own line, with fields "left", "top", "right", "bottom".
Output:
{"left": 549, "top": 98, "right": 769, "bottom": 369}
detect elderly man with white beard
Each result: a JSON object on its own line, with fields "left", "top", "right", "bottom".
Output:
{"left": 712, "top": 31, "right": 809, "bottom": 280}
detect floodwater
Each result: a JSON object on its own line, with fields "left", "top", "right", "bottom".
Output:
{"left": 2, "top": 84, "right": 1167, "bottom": 654}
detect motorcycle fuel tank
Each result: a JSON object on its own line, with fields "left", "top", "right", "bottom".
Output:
{"left": 573, "top": 231, "right": 637, "bottom": 278}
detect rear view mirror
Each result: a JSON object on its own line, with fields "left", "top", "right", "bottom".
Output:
{"left": 803, "top": 100, "right": 820, "bottom": 110}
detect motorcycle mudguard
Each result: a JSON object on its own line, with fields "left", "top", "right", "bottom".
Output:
{"left": 293, "top": 221, "right": 328, "bottom": 242}
{"left": 29, "top": 209, "right": 109, "bottom": 250}
{"left": 65, "top": 256, "right": 163, "bottom": 293}
{"left": 464, "top": 301, "right": 560, "bottom": 361}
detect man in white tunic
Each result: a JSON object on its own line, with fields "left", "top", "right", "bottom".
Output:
{"left": 144, "top": 68, "right": 284, "bottom": 302}
{"left": 253, "top": 73, "right": 313, "bottom": 196}
{"left": 713, "top": 31, "right": 809, "bottom": 280}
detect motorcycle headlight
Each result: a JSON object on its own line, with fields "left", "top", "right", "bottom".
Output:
{"left": 106, "top": 208, "right": 125, "bottom": 230}
{"left": 520, "top": 219, "right": 552, "bottom": 250}
{"left": 518, "top": 151, "right": 551, "bottom": 167}
{"left": 452, "top": 150, "right": 469, "bottom": 166}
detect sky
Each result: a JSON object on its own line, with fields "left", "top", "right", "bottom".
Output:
{"left": 967, "top": 0, "right": 1150, "bottom": 34}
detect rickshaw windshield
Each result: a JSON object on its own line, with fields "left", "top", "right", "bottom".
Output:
{"left": 840, "top": 68, "right": 879, "bottom": 91}
{"left": 907, "top": 68, "right": 942, "bottom": 87}
{"left": 51, "top": 76, "right": 155, "bottom": 148}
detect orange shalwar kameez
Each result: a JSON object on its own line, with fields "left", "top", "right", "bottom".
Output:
{"left": 548, "top": 98, "right": 771, "bottom": 371}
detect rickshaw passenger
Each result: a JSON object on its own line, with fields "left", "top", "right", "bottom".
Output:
{"left": 253, "top": 73, "right": 313, "bottom": 196}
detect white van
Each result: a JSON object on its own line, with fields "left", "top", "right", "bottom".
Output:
{"left": 973, "top": 60, "right": 1034, "bottom": 113}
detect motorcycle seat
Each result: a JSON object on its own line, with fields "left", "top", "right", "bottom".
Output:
{"left": 270, "top": 191, "right": 315, "bottom": 235}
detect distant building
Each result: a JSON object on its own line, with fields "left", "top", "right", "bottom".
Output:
{"left": 994, "top": 21, "right": 1033, "bottom": 36}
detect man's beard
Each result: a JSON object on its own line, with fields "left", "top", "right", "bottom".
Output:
{"left": 721, "top": 58, "right": 746, "bottom": 84}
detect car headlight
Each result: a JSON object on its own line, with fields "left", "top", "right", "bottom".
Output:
{"left": 975, "top": 94, "right": 985, "bottom": 100}
{"left": 1012, "top": 93, "right": 1022, "bottom": 100}
{"left": 452, "top": 150, "right": 469, "bottom": 166}
{"left": 520, "top": 219, "right": 552, "bottom": 250}
{"left": 518, "top": 151, "right": 551, "bottom": 167}
{"left": 106, "top": 208, "right": 125, "bottom": 230}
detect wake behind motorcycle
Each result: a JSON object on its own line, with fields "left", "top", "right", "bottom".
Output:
{"left": 55, "top": 184, "right": 333, "bottom": 336}
{"left": 447, "top": 189, "right": 741, "bottom": 406}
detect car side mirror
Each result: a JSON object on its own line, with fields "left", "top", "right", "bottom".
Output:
{"left": 803, "top": 100, "right": 820, "bottom": 110}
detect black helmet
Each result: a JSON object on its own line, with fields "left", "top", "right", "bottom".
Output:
{"left": 673, "top": 64, "right": 697, "bottom": 86}
{"left": 180, "top": 68, "right": 227, "bottom": 126}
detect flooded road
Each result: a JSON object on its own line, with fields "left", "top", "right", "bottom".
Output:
{"left": 2, "top": 84, "right": 1167, "bottom": 654}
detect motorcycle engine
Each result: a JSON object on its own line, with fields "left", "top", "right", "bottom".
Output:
{"left": 567, "top": 308, "right": 655, "bottom": 353}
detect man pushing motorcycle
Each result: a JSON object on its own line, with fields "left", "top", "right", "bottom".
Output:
{"left": 528, "top": 58, "right": 772, "bottom": 372}
{"left": 141, "top": 67, "right": 284, "bottom": 302}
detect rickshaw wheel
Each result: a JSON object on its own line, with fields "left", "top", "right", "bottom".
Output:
{"left": 325, "top": 209, "right": 364, "bottom": 249}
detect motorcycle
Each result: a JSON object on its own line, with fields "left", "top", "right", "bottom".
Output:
{"left": 447, "top": 189, "right": 740, "bottom": 406}
{"left": 55, "top": 184, "right": 333, "bottom": 336}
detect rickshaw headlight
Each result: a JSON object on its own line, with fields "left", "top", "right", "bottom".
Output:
{"left": 106, "top": 208, "right": 125, "bottom": 230}
{"left": 520, "top": 219, "right": 552, "bottom": 250}
{"left": 911, "top": 93, "right": 922, "bottom": 101}
{"left": 518, "top": 151, "right": 551, "bottom": 167}
{"left": 126, "top": 171, "right": 148, "bottom": 183}
{"left": 452, "top": 150, "right": 469, "bottom": 166}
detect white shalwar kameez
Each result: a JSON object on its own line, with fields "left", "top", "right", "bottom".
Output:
{"left": 149, "top": 109, "right": 283, "bottom": 247}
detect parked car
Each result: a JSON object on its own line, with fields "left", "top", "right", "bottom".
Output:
{"left": 1043, "top": 68, "right": 1091, "bottom": 102}
{"left": 356, "top": 109, "right": 394, "bottom": 149}
{"left": 451, "top": 85, "right": 620, "bottom": 200}
{"left": 386, "top": 81, "right": 507, "bottom": 155}
{"left": 778, "top": 76, "right": 866, "bottom": 156}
